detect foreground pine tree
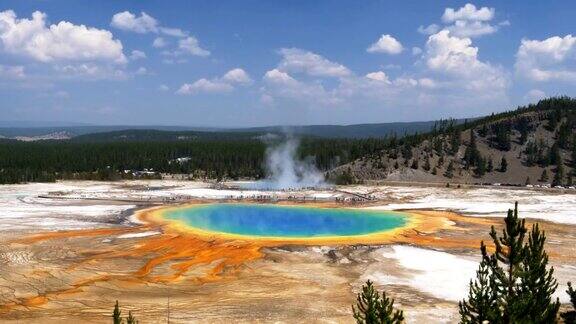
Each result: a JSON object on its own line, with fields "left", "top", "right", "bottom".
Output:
{"left": 126, "top": 310, "right": 138, "bottom": 324}
{"left": 458, "top": 243, "right": 499, "bottom": 323}
{"left": 112, "top": 301, "right": 138, "bottom": 324}
{"left": 352, "top": 280, "right": 404, "bottom": 324}
{"left": 460, "top": 202, "right": 560, "bottom": 323}
{"left": 489, "top": 202, "right": 527, "bottom": 322}
{"left": 113, "top": 300, "right": 122, "bottom": 324}
{"left": 518, "top": 224, "right": 560, "bottom": 322}
{"left": 562, "top": 282, "right": 576, "bottom": 324}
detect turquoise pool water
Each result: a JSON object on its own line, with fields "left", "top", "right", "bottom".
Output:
{"left": 163, "top": 204, "right": 408, "bottom": 238}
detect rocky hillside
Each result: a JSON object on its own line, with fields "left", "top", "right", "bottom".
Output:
{"left": 328, "top": 97, "right": 576, "bottom": 187}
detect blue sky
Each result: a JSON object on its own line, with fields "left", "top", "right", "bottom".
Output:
{"left": 1, "top": 1, "right": 575, "bottom": 127}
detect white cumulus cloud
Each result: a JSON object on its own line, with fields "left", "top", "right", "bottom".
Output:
{"left": 277, "top": 48, "right": 350, "bottom": 77}
{"left": 177, "top": 79, "right": 233, "bottom": 95}
{"left": 111, "top": 11, "right": 158, "bottom": 34}
{"left": 418, "top": 24, "right": 440, "bottom": 35}
{"left": 424, "top": 30, "right": 508, "bottom": 92}
{"left": 177, "top": 68, "right": 251, "bottom": 95}
{"left": 367, "top": 34, "right": 404, "bottom": 54}
{"left": 515, "top": 34, "right": 576, "bottom": 82}
{"left": 129, "top": 50, "right": 146, "bottom": 60}
{"left": 222, "top": 68, "right": 252, "bottom": 84}
{"left": 0, "top": 10, "right": 126, "bottom": 64}
{"left": 365, "top": 71, "right": 390, "bottom": 83}
{"left": 442, "top": 3, "right": 494, "bottom": 23}
{"left": 178, "top": 36, "right": 210, "bottom": 57}
{"left": 153, "top": 37, "right": 167, "bottom": 48}
{"left": 111, "top": 11, "right": 208, "bottom": 58}
{"left": 420, "top": 4, "right": 505, "bottom": 38}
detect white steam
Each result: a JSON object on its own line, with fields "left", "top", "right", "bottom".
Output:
{"left": 250, "top": 137, "right": 327, "bottom": 190}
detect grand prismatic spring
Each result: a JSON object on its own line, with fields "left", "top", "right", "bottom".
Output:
{"left": 157, "top": 203, "right": 409, "bottom": 239}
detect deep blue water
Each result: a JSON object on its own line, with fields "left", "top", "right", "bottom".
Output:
{"left": 163, "top": 204, "right": 407, "bottom": 238}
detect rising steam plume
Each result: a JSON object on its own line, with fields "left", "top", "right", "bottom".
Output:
{"left": 249, "top": 135, "right": 327, "bottom": 190}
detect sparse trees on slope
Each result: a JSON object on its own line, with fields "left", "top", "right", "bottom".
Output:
{"left": 352, "top": 280, "right": 404, "bottom": 324}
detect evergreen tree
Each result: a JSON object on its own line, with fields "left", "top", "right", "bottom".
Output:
{"left": 445, "top": 161, "right": 455, "bottom": 178}
{"left": 437, "top": 155, "right": 445, "bottom": 167}
{"left": 491, "top": 122, "right": 512, "bottom": 151}
{"left": 126, "top": 311, "right": 138, "bottom": 324}
{"left": 459, "top": 243, "right": 499, "bottom": 323}
{"left": 450, "top": 130, "right": 462, "bottom": 156}
{"left": 552, "top": 163, "right": 564, "bottom": 187}
{"left": 540, "top": 169, "right": 549, "bottom": 182}
{"left": 569, "top": 282, "right": 576, "bottom": 309}
{"left": 556, "top": 122, "right": 571, "bottom": 149}
{"left": 488, "top": 202, "right": 527, "bottom": 322}
{"left": 352, "top": 280, "right": 404, "bottom": 324}
{"left": 464, "top": 130, "right": 480, "bottom": 169}
{"left": 548, "top": 143, "right": 561, "bottom": 166}
{"left": 487, "top": 158, "right": 494, "bottom": 172}
{"left": 474, "top": 156, "right": 486, "bottom": 177}
{"left": 462, "top": 203, "right": 560, "bottom": 323}
{"left": 571, "top": 137, "right": 576, "bottom": 168}
{"left": 517, "top": 224, "right": 560, "bottom": 322}
{"left": 113, "top": 300, "right": 123, "bottom": 324}
{"left": 499, "top": 156, "right": 508, "bottom": 172}
{"left": 401, "top": 145, "right": 413, "bottom": 160}
{"left": 423, "top": 156, "right": 431, "bottom": 171}
{"left": 410, "top": 159, "right": 419, "bottom": 170}
{"left": 525, "top": 141, "right": 539, "bottom": 167}
{"left": 561, "top": 282, "right": 576, "bottom": 324}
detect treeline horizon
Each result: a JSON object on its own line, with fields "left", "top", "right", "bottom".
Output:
{"left": 1, "top": 96, "right": 575, "bottom": 185}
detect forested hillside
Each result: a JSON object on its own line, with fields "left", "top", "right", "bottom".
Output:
{"left": 0, "top": 136, "right": 387, "bottom": 184}
{"left": 329, "top": 97, "right": 576, "bottom": 187}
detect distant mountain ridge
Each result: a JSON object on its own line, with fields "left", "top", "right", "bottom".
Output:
{"left": 229, "top": 120, "right": 465, "bottom": 139}
{"left": 0, "top": 119, "right": 467, "bottom": 140}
